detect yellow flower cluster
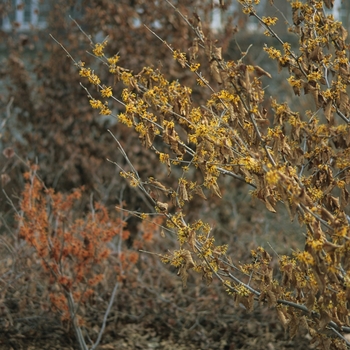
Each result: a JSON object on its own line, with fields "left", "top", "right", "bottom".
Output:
{"left": 173, "top": 50, "right": 187, "bottom": 68}
{"left": 262, "top": 16, "right": 278, "bottom": 26}
{"left": 89, "top": 99, "right": 111, "bottom": 115}
{"left": 89, "top": 99, "right": 102, "bottom": 109}
{"left": 295, "top": 251, "right": 314, "bottom": 266}
{"left": 121, "top": 71, "right": 133, "bottom": 86}
{"left": 107, "top": 55, "right": 120, "bottom": 65}
{"left": 88, "top": 74, "right": 101, "bottom": 86}
{"left": 287, "top": 76, "right": 302, "bottom": 89}
{"left": 100, "top": 86, "right": 113, "bottom": 98}
{"left": 99, "top": 103, "right": 111, "bottom": 115}
{"left": 217, "top": 90, "right": 239, "bottom": 103}
{"left": 197, "top": 77, "right": 208, "bottom": 87}
{"left": 242, "top": 6, "right": 254, "bottom": 15}
{"left": 308, "top": 186, "right": 324, "bottom": 201}
{"left": 264, "top": 46, "right": 282, "bottom": 59}
{"left": 190, "top": 63, "right": 200, "bottom": 72}
{"left": 159, "top": 152, "right": 170, "bottom": 164}
{"left": 120, "top": 171, "right": 139, "bottom": 187}
{"left": 266, "top": 170, "right": 280, "bottom": 185}
{"left": 92, "top": 40, "right": 108, "bottom": 57}
{"left": 79, "top": 63, "right": 101, "bottom": 86}
{"left": 79, "top": 66, "right": 91, "bottom": 78}
{"left": 236, "top": 284, "right": 250, "bottom": 297}
{"left": 290, "top": 1, "right": 303, "bottom": 9}
{"left": 118, "top": 113, "right": 133, "bottom": 127}
{"left": 307, "top": 71, "right": 322, "bottom": 81}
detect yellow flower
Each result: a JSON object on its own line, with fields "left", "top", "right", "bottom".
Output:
{"left": 129, "top": 177, "right": 139, "bottom": 187}
{"left": 236, "top": 284, "right": 250, "bottom": 297}
{"left": 190, "top": 63, "right": 200, "bottom": 72}
{"left": 93, "top": 41, "right": 107, "bottom": 57}
{"left": 109, "top": 65, "right": 118, "bottom": 74}
{"left": 291, "top": 1, "right": 303, "bottom": 9}
{"left": 242, "top": 6, "right": 254, "bottom": 15}
{"left": 173, "top": 50, "right": 187, "bottom": 68}
{"left": 118, "top": 113, "right": 133, "bottom": 127}
{"left": 99, "top": 102, "right": 111, "bottom": 115}
{"left": 307, "top": 71, "right": 322, "bottom": 81}
{"left": 266, "top": 170, "right": 280, "bottom": 185}
{"left": 89, "top": 99, "right": 103, "bottom": 109}
{"left": 79, "top": 67, "right": 91, "bottom": 78}
{"left": 100, "top": 86, "right": 113, "bottom": 98}
{"left": 121, "top": 71, "right": 132, "bottom": 85}
{"left": 159, "top": 153, "right": 169, "bottom": 164}
{"left": 88, "top": 73, "right": 101, "bottom": 86}
{"left": 100, "top": 107, "right": 111, "bottom": 115}
{"left": 283, "top": 42, "right": 291, "bottom": 52}
{"left": 107, "top": 55, "right": 120, "bottom": 65}
{"left": 295, "top": 251, "right": 314, "bottom": 265}
{"left": 287, "top": 76, "right": 302, "bottom": 88}
{"left": 197, "top": 77, "right": 208, "bottom": 87}
{"left": 263, "top": 46, "right": 281, "bottom": 59}
{"left": 262, "top": 16, "right": 278, "bottom": 26}
{"left": 189, "top": 107, "right": 202, "bottom": 123}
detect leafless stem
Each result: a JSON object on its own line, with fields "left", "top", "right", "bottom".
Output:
{"left": 91, "top": 281, "right": 120, "bottom": 350}
{"left": 0, "top": 97, "right": 14, "bottom": 134}
{"left": 66, "top": 292, "right": 88, "bottom": 350}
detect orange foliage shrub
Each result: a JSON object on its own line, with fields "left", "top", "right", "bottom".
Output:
{"left": 17, "top": 166, "right": 130, "bottom": 322}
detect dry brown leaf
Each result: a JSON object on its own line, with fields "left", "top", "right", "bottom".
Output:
{"left": 254, "top": 65, "right": 272, "bottom": 78}
{"left": 188, "top": 38, "right": 198, "bottom": 62}
{"left": 182, "top": 249, "right": 195, "bottom": 269}
{"left": 148, "top": 178, "right": 168, "bottom": 192}
{"left": 324, "top": 100, "right": 333, "bottom": 123}
{"left": 212, "top": 46, "right": 222, "bottom": 61}
{"left": 266, "top": 289, "right": 277, "bottom": 307}
{"left": 277, "top": 308, "right": 289, "bottom": 329}
{"left": 156, "top": 201, "right": 168, "bottom": 212}
{"left": 1, "top": 173, "right": 11, "bottom": 187}
{"left": 177, "top": 265, "right": 188, "bottom": 289}
{"left": 192, "top": 185, "right": 207, "bottom": 200}
{"left": 188, "top": 229, "right": 196, "bottom": 251}
{"left": 179, "top": 181, "right": 189, "bottom": 201}
{"left": 264, "top": 198, "right": 276, "bottom": 213}
{"left": 210, "top": 180, "right": 222, "bottom": 198}
{"left": 210, "top": 60, "right": 222, "bottom": 84}
{"left": 289, "top": 313, "right": 299, "bottom": 338}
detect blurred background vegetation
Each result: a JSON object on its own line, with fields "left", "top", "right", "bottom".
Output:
{"left": 1, "top": 0, "right": 346, "bottom": 348}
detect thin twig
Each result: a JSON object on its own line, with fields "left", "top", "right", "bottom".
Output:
{"left": 91, "top": 281, "right": 119, "bottom": 350}
{"left": 0, "top": 97, "right": 14, "bottom": 133}
{"left": 69, "top": 15, "right": 93, "bottom": 45}
{"left": 50, "top": 34, "right": 78, "bottom": 64}
{"left": 67, "top": 292, "right": 88, "bottom": 350}
{"left": 329, "top": 326, "right": 350, "bottom": 346}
